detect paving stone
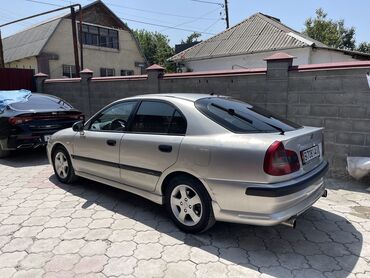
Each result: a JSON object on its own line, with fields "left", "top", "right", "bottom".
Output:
{"left": 190, "top": 246, "right": 219, "bottom": 264}
{"left": 162, "top": 244, "right": 191, "bottom": 262}
{"left": 196, "top": 262, "right": 228, "bottom": 277}
{"left": 36, "top": 227, "right": 66, "bottom": 239}
{"left": 248, "top": 250, "right": 279, "bottom": 267}
{"left": 45, "top": 254, "right": 80, "bottom": 272}
{"left": 0, "top": 224, "right": 20, "bottom": 236}
{"left": 2, "top": 215, "right": 29, "bottom": 225}
{"left": 53, "top": 239, "right": 86, "bottom": 254}
{"left": 134, "top": 230, "right": 161, "bottom": 244}
{"left": 12, "top": 269, "right": 44, "bottom": 278}
{"left": 1, "top": 237, "right": 33, "bottom": 252}
{"left": 88, "top": 219, "right": 114, "bottom": 229}
{"left": 73, "top": 255, "right": 108, "bottom": 274}
{"left": 29, "top": 238, "right": 61, "bottom": 253}
{"left": 85, "top": 228, "right": 112, "bottom": 241}
{"left": 0, "top": 267, "right": 16, "bottom": 278}
{"left": 277, "top": 253, "right": 309, "bottom": 270}
{"left": 67, "top": 218, "right": 92, "bottom": 229}
{"left": 19, "top": 252, "right": 53, "bottom": 269}
{"left": 106, "top": 241, "right": 136, "bottom": 257}
{"left": 80, "top": 240, "right": 108, "bottom": 256}
{"left": 219, "top": 247, "right": 248, "bottom": 265}
{"left": 260, "top": 266, "right": 294, "bottom": 278}
{"left": 13, "top": 226, "right": 43, "bottom": 238}
{"left": 134, "top": 259, "right": 166, "bottom": 278}
{"left": 103, "top": 257, "right": 137, "bottom": 276}
{"left": 292, "top": 268, "right": 326, "bottom": 278}
{"left": 134, "top": 243, "right": 163, "bottom": 260}
{"left": 0, "top": 251, "right": 27, "bottom": 268}
{"left": 165, "top": 261, "right": 197, "bottom": 278}
{"left": 108, "top": 229, "right": 136, "bottom": 241}
{"left": 227, "top": 264, "right": 260, "bottom": 278}
{"left": 61, "top": 228, "right": 90, "bottom": 240}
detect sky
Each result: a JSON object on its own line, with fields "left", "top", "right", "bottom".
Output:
{"left": 1, "top": 0, "right": 369, "bottom": 47}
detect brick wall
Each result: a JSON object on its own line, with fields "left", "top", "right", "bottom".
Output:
{"left": 35, "top": 56, "right": 370, "bottom": 176}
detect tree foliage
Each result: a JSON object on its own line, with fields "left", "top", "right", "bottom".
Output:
{"left": 357, "top": 42, "right": 370, "bottom": 53}
{"left": 181, "top": 32, "right": 201, "bottom": 44}
{"left": 133, "top": 29, "right": 175, "bottom": 72}
{"left": 303, "top": 8, "right": 356, "bottom": 50}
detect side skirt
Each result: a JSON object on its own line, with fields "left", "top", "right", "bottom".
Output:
{"left": 75, "top": 170, "right": 164, "bottom": 205}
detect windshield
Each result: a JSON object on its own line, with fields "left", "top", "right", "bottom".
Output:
{"left": 195, "top": 97, "right": 301, "bottom": 133}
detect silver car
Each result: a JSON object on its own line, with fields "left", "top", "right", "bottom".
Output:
{"left": 47, "top": 94, "right": 328, "bottom": 233}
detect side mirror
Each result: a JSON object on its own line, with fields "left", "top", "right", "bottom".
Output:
{"left": 72, "top": 121, "right": 84, "bottom": 132}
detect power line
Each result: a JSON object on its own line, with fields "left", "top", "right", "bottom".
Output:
{"left": 25, "top": 0, "right": 63, "bottom": 7}
{"left": 159, "top": 7, "right": 221, "bottom": 33}
{"left": 190, "top": 0, "right": 224, "bottom": 7}
{"left": 119, "top": 17, "right": 216, "bottom": 35}
{"left": 105, "top": 1, "right": 219, "bottom": 21}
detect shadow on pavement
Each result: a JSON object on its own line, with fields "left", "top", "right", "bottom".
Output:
{"left": 49, "top": 174, "right": 363, "bottom": 278}
{"left": 0, "top": 147, "right": 49, "bottom": 167}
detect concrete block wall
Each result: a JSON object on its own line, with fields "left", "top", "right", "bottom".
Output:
{"left": 36, "top": 57, "right": 370, "bottom": 176}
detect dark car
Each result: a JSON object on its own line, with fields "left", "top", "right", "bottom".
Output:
{"left": 0, "top": 93, "right": 83, "bottom": 158}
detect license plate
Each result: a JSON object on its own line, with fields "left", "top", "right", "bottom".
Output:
{"left": 301, "top": 145, "right": 320, "bottom": 164}
{"left": 44, "top": 135, "right": 51, "bottom": 142}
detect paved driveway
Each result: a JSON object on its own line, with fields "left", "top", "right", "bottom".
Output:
{"left": 0, "top": 149, "right": 369, "bottom": 278}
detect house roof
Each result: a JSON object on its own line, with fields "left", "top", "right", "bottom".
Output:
{"left": 3, "top": 18, "right": 62, "bottom": 63}
{"left": 169, "top": 13, "right": 328, "bottom": 62}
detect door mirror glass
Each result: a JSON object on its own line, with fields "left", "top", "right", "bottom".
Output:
{"left": 72, "top": 121, "right": 84, "bottom": 132}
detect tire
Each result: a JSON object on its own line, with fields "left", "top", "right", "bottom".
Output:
{"left": 52, "top": 146, "right": 78, "bottom": 184}
{"left": 0, "top": 141, "right": 10, "bottom": 158}
{"left": 164, "top": 175, "right": 215, "bottom": 233}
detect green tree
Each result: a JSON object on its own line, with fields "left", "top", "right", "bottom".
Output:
{"left": 357, "top": 42, "right": 370, "bottom": 53}
{"left": 133, "top": 29, "right": 175, "bottom": 72}
{"left": 181, "top": 32, "right": 201, "bottom": 44}
{"left": 303, "top": 8, "right": 356, "bottom": 50}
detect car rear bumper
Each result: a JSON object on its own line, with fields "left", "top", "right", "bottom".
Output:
{"left": 207, "top": 161, "right": 329, "bottom": 226}
{"left": 3, "top": 134, "right": 52, "bottom": 150}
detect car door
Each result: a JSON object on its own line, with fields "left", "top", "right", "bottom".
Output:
{"left": 119, "top": 100, "right": 187, "bottom": 192}
{"left": 73, "top": 100, "right": 137, "bottom": 182}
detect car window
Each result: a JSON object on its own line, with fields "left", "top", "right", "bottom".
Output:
{"left": 195, "top": 97, "right": 301, "bottom": 133}
{"left": 90, "top": 101, "right": 136, "bottom": 132}
{"left": 9, "top": 94, "right": 73, "bottom": 110}
{"left": 131, "top": 101, "right": 186, "bottom": 135}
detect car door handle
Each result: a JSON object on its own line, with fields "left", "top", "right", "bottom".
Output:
{"left": 106, "top": 139, "right": 116, "bottom": 146}
{"left": 158, "top": 145, "right": 172, "bottom": 153}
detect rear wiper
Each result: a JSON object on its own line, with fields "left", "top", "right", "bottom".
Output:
{"left": 211, "top": 103, "right": 253, "bottom": 124}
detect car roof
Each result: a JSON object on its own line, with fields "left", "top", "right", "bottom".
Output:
{"left": 126, "top": 93, "right": 227, "bottom": 102}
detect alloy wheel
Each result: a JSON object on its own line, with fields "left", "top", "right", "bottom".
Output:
{"left": 54, "top": 152, "right": 69, "bottom": 179}
{"left": 170, "top": 184, "right": 203, "bottom": 226}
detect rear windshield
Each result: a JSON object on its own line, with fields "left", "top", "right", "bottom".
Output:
{"left": 9, "top": 94, "right": 73, "bottom": 111}
{"left": 195, "top": 97, "right": 301, "bottom": 133}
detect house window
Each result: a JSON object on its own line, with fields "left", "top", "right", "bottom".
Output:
{"left": 80, "top": 23, "right": 119, "bottom": 49}
{"left": 120, "top": 70, "right": 134, "bottom": 76}
{"left": 100, "top": 68, "right": 115, "bottom": 77}
{"left": 62, "top": 65, "right": 76, "bottom": 78}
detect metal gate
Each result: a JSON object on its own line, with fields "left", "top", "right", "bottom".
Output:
{"left": 0, "top": 68, "right": 36, "bottom": 91}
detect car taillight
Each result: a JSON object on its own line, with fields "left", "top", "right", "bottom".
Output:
{"left": 8, "top": 116, "right": 33, "bottom": 125}
{"left": 264, "top": 141, "right": 300, "bottom": 176}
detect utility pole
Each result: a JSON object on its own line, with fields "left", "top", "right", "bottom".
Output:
{"left": 70, "top": 6, "right": 80, "bottom": 75}
{"left": 224, "top": 0, "right": 229, "bottom": 29}
{"left": 0, "top": 31, "right": 4, "bottom": 68}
